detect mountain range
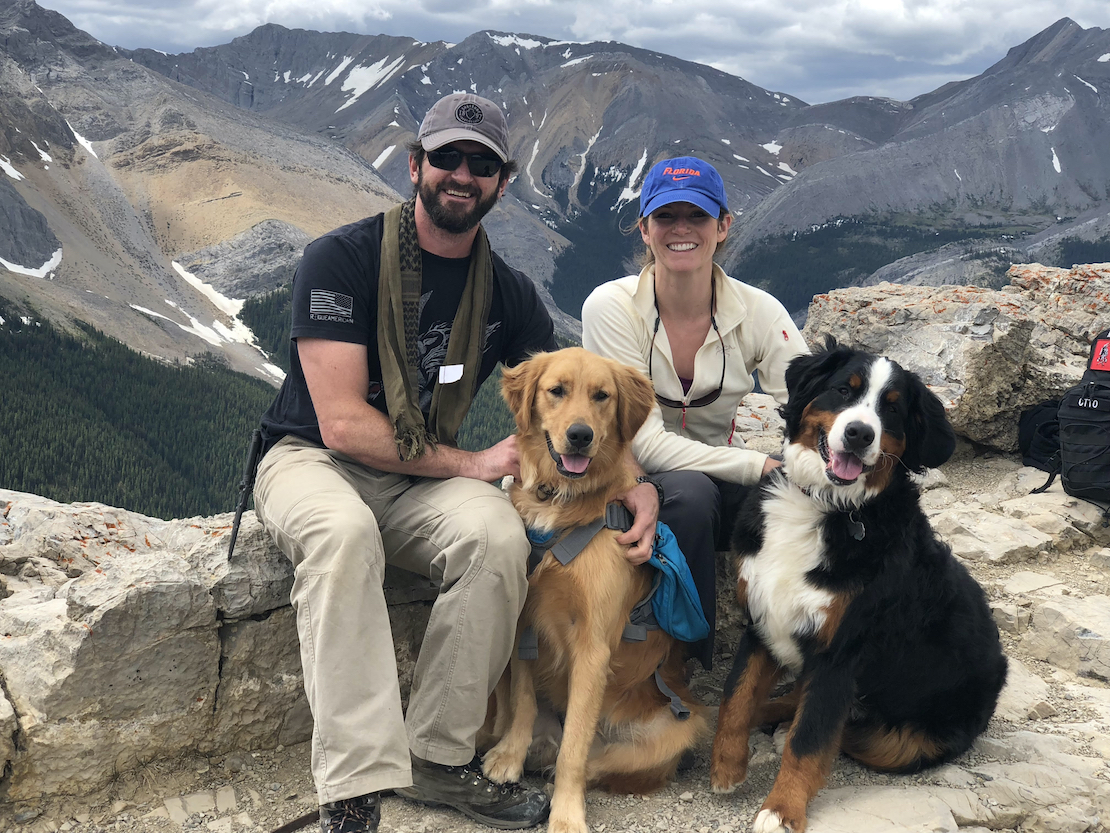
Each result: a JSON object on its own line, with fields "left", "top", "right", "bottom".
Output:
{"left": 2, "top": 0, "right": 1110, "bottom": 385}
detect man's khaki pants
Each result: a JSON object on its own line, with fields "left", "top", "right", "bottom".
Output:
{"left": 254, "top": 436, "right": 529, "bottom": 804}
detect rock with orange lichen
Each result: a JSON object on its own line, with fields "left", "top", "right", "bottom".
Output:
{"left": 802, "top": 263, "right": 1110, "bottom": 450}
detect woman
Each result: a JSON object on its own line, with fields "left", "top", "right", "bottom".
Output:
{"left": 581, "top": 156, "right": 808, "bottom": 669}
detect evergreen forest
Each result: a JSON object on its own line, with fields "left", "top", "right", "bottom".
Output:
{"left": 0, "top": 296, "right": 275, "bottom": 520}
{"left": 1055, "top": 236, "right": 1110, "bottom": 267}
{"left": 729, "top": 220, "right": 1031, "bottom": 314}
{"left": 728, "top": 223, "right": 1110, "bottom": 316}
{"left": 0, "top": 287, "right": 552, "bottom": 521}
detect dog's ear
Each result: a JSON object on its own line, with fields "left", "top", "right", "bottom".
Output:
{"left": 615, "top": 363, "right": 655, "bottom": 444}
{"left": 784, "top": 341, "right": 853, "bottom": 399}
{"left": 781, "top": 343, "right": 854, "bottom": 431}
{"left": 901, "top": 369, "right": 956, "bottom": 472}
{"left": 501, "top": 353, "right": 547, "bottom": 433}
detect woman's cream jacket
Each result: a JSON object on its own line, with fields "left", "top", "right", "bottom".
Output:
{"left": 582, "top": 263, "right": 808, "bottom": 484}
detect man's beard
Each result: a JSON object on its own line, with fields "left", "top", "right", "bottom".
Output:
{"left": 417, "top": 171, "right": 499, "bottom": 234}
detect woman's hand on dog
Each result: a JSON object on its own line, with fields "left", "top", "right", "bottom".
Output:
{"left": 616, "top": 480, "right": 660, "bottom": 565}
{"left": 762, "top": 456, "right": 782, "bottom": 477}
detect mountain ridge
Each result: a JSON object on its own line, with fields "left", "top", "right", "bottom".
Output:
{"left": 3, "top": 0, "right": 1110, "bottom": 379}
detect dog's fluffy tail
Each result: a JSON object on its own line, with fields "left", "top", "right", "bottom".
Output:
{"left": 595, "top": 762, "right": 680, "bottom": 795}
{"left": 587, "top": 700, "right": 708, "bottom": 793}
{"left": 841, "top": 723, "right": 948, "bottom": 773}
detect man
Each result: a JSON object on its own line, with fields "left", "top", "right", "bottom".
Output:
{"left": 254, "top": 94, "right": 561, "bottom": 833}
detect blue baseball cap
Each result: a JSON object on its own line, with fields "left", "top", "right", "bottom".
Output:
{"left": 639, "top": 157, "right": 729, "bottom": 218}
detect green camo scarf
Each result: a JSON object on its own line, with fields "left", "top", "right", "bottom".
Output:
{"left": 376, "top": 199, "right": 493, "bottom": 460}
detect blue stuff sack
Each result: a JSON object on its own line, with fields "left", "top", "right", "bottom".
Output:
{"left": 647, "top": 522, "right": 710, "bottom": 643}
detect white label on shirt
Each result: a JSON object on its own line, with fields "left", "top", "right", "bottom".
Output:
{"left": 439, "top": 364, "right": 464, "bottom": 384}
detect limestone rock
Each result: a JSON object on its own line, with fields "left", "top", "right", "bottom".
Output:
{"left": 1021, "top": 595, "right": 1110, "bottom": 680}
{"left": 180, "top": 512, "right": 294, "bottom": 620}
{"left": 806, "top": 786, "right": 958, "bottom": 832}
{"left": 0, "top": 549, "right": 220, "bottom": 801}
{"left": 1002, "top": 571, "right": 1065, "bottom": 596}
{"left": 733, "top": 393, "right": 785, "bottom": 456}
{"left": 992, "top": 602, "right": 1032, "bottom": 633}
{"left": 931, "top": 506, "right": 1053, "bottom": 563}
{"left": 210, "top": 608, "right": 311, "bottom": 752}
{"left": 994, "top": 659, "right": 1051, "bottom": 722}
{"left": 0, "top": 694, "right": 16, "bottom": 774}
{"left": 175, "top": 219, "right": 311, "bottom": 300}
{"left": 802, "top": 264, "right": 1110, "bottom": 450}
{"left": 998, "top": 483, "right": 1110, "bottom": 548}
{"left": 970, "top": 761, "right": 1102, "bottom": 833}
{"left": 0, "top": 488, "right": 432, "bottom": 800}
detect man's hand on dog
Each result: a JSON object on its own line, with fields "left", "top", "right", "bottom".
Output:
{"left": 470, "top": 435, "right": 522, "bottom": 482}
{"left": 616, "top": 480, "right": 659, "bottom": 565}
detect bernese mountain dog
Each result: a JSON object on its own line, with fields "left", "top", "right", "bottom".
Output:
{"left": 710, "top": 341, "right": 1007, "bottom": 833}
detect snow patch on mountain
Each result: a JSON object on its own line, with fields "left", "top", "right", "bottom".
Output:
{"left": 0, "top": 248, "right": 62, "bottom": 278}
{"left": 336, "top": 56, "right": 407, "bottom": 112}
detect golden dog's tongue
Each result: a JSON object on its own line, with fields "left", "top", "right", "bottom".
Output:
{"left": 561, "top": 454, "right": 591, "bottom": 474}
{"left": 829, "top": 451, "right": 864, "bottom": 481}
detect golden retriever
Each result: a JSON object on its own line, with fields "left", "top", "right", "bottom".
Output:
{"left": 482, "top": 347, "right": 708, "bottom": 833}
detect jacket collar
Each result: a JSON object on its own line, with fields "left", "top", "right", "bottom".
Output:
{"left": 631, "top": 263, "right": 749, "bottom": 335}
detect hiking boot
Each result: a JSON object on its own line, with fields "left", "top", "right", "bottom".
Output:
{"left": 396, "top": 754, "right": 550, "bottom": 829}
{"left": 319, "top": 792, "right": 380, "bottom": 832}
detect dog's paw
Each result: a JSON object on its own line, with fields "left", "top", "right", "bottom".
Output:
{"left": 709, "top": 761, "right": 747, "bottom": 794}
{"left": 752, "top": 808, "right": 788, "bottom": 833}
{"left": 481, "top": 745, "right": 525, "bottom": 785}
{"left": 753, "top": 807, "right": 805, "bottom": 833}
{"left": 548, "top": 817, "right": 589, "bottom": 833}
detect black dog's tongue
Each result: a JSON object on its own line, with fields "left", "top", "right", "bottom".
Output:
{"left": 829, "top": 451, "right": 864, "bottom": 481}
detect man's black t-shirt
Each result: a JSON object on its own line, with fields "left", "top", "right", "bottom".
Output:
{"left": 260, "top": 213, "right": 557, "bottom": 452}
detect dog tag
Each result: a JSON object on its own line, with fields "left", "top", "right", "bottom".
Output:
{"left": 848, "top": 514, "right": 866, "bottom": 541}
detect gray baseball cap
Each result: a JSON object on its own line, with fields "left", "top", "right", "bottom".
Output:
{"left": 418, "top": 93, "right": 510, "bottom": 162}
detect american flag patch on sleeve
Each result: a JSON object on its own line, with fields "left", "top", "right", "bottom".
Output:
{"left": 310, "top": 289, "right": 354, "bottom": 323}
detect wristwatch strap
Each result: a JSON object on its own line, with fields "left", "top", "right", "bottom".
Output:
{"left": 635, "top": 474, "right": 664, "bottom": 505}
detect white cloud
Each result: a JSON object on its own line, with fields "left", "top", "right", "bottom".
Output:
{"left": 41, "top": 0, "right": 1107, "bottom": 103}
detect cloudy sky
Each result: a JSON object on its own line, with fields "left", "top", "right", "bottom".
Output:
{"left": 40, "top": 0, "right": 1106, "bottom": 104}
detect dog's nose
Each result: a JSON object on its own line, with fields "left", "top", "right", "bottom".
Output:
{"left": 843, "top": 421, "right": 875, "bottom": 451}
{"left": 565, "top": 423, "right": 594, "bottom": 451}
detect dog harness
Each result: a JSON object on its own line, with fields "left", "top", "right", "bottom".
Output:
{"left": 520, "top": 503, "right": 690, "bottom": 720}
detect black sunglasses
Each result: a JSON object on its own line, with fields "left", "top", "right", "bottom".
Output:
{"left": 426, "top": 147, "right": 504, "bottom": 178}
{"left": 649, "top": 281, "right": 726, "bottom": 410}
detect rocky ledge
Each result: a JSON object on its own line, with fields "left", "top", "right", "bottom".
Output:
{"left": 0, "top": 497, "right": 435, "bottom": 807}
{"left": 803, "top": 261, "right": 1110, "bottom": 450}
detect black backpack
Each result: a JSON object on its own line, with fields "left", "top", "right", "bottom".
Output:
{"left": 1029, "top": 327, "right": 1110, "bottom": 526}
{"left": 1018, "top": 399, "right": 1061, "bottom": 472}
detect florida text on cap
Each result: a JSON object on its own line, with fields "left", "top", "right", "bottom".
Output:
{"left": 639, "top": 156, "right": 729, "bottom": 218}
{"left": 418, "top": 93, "right": 510, "bottom": 162}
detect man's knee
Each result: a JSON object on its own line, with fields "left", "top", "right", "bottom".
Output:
{"left": 448, "top": 492, "right": 529, "bottom": 585}
{"left": 276, "top": 494, "right": 385, "bottom": 574}
{"left": 484, "top": 503, "right": 529, "bottom": 574}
